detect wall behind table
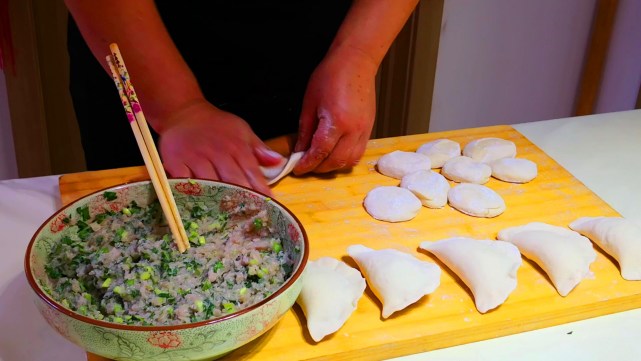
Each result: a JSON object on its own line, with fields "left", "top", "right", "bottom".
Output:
{"left": 0, "top": 70, "right": 18, "bottom": 180}
{"left": 429, "top": 0, "right": 596, "bottom": 132}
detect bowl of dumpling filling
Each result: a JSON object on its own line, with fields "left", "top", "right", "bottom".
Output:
{"left": 25, "top": 178, "right": 308, "bottom": 360}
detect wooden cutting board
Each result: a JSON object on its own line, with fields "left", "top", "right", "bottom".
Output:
{"left": 59, "top": 125, "right": 641, "bottom": 361}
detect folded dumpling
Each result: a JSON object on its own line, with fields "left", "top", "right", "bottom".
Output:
{"left": 296, "top": 257, "right": 366, "bottom": 342}
{"left": 419, "top": 237, "right": 521, "bottom": 313}
{"left": 569, "top": 216, "right": 641, "bottom": 281}
{"left": 498, "top": 222, "right": 596, "bottom": 296}
{"left": 347, "top": 245, "right": 441, "bottom": 318}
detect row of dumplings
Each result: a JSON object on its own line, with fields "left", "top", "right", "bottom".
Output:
{"left": 295, "top": 216, "right": 641, "bottom": 342}
{"left": 366, "top": 138, "right": 538, "bottom": 222}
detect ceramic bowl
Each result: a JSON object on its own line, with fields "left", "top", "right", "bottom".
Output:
{"left": 25, "top": 179, "right": 308, "bottom": 361}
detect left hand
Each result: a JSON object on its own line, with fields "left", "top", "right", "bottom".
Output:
{"left": 293, "top": 47, "right": 378, "bottom": 175}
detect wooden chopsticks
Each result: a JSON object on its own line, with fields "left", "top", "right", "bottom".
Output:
{"left": 106, "top": 43, "right": 190, "bottom": 253}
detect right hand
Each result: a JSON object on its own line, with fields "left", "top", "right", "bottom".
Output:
{"left": 157, "top": 100, "right": 283, "bottom": 196}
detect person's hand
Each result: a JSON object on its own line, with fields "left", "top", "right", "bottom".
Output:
{"left": 158, "top": 100, "right": 284, "bottom": 195}
{"left": 293, "top": 47, "right": 378, "bottom": 175}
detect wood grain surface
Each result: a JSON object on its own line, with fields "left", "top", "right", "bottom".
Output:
{"left": 62, "top": 126, "right": 641, "bottom": 361}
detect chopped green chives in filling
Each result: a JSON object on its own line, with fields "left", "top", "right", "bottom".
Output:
{"left": 44, "top": 195, "right": 295, "bottom": 326}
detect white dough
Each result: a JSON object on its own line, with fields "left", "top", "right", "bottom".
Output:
{"left": 296, "top": 257, "right": 366, "bottom": 342}
{"left": 448, "top": 183, "right": 506, "bottom": 218}
{"left": 363, "top": 186, "right": 422, "bottom": 222}
{"left": 463, "top": 138, "right": 517, "bottom": 163}
{"left": 419, "top": 237, "right": 521, "bottom": 313}
{"left": 497, "top": 222, "right": 597, "bottom": 296}
{"left": 441, "top": 156, "right": 492, "bottom": 184}
{"left": 400, "top": 170, "right": 450, "bottom": 208}
{"left": 416, "top": 139, "right": 461, "bottom": 168}
{"left": 490, "top": 158, "right": 537, "bottom": 183}
{"left": 347, "top": 245, "right": 441, "bottom": 318}
{"left": 260, "top": 151, "right": 304, "bottom": 185}
{"left": 376, "top": 150, "right": 431, "bottom": 179}
{"left": 569, "top": 216, "right": 641, "bottom": 280}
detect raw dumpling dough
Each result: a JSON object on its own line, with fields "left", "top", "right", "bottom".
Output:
{"left": 419, "top": 237, "right": 521, "bottom": 313}
{"left": 448, "top": 183, "right": 506, "bottom": 218}
{"left": 569, "top": 217, "right": 641, "bottom": 280}
{"left": 416, "top": 139, "right": 461, "bottom": 168}
{"left": 364, "top": 186, "right": 422, "bottom": 222}
{"left": 463, "top": 138, "right": 516, "bottom": 163}
{"left": 490, "top": 158, "right": 537, "bottom": 183}
{"left": 497, "top": 222, "right": 596, "bottom": 296}
{"left": 260, "top": 151, "right": 304, "bottom": 185}
{"left": 441, "top": 156, "right": 492, "bottom": 184}
{"left": 347, "top": 245, "right": 441, "bottom": 318}
{"left": 296, "top": 257, "right": 366, "bottom": 342}
{"left": 376, "top": 150, "right": 431, "bottom": 179}
{"left": 400, "top": 170, "right": 450, "bottom": 208}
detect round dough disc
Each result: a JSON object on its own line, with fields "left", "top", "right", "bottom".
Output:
{"left": 490, "top": 158, "right": 537, "bottom": 183}
{"left": 364, "top": 186, "right": 422, "bottom": 222}
{"left": 377, "top": 151, "right": 431, "bottom": 179}
{"left": 448, "top": 183, "right": 506, "bottom": 218}
{"left": 463, "top": 138, "right": 516, "bottom": 163}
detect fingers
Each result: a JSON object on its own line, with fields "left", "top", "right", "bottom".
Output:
{"left": 294, "top": 97, "right": 319, "bottom": 153}
{"left": 164, "top": 160, "right": 194, "bottom": 179}
{"left": 293, "top": 110, "right": 340, "bottom": 175}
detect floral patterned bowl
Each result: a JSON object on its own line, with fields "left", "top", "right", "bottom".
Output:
{"left": 25, "top": 179, "right": 308, "bottom": 361}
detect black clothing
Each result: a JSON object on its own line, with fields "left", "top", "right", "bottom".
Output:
{"left": 68, "top": 1, "right": 351, "bottom": 170}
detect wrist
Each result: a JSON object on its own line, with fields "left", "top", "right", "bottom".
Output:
{"left": 325, "top": 42, "right": 380, "bottom": 77}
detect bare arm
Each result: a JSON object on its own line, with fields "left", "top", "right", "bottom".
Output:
{"left": 294, "top": 0, "right": 420, "bottom": 174}
{"left": 65, "top": 0, "right": 281, "bottom": 194}
{"left": 65, "top": 0, "right": 202, "bottom": 132}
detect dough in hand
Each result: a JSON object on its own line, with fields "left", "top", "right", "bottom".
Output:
{"left": 419, "top": 237, "right": 521, "bottom": 313}
{"left": 416, "top": 139, "right": 461, "bottom": 168}
{"left": 498, "top": 222, "right": 596, "bottom": 296}
{"left": 377, "top": 150, "right": 431, "bottom": 179}
{"left": 490, "top": 158, "right": 537, "bottom": 183}
{"left": 569, "top": 216, "right": 641, "bottom": 281}
{"left": 260, "top": 152, "right": 304, "bottom": 185}
{"left": 296, "top": 257, "right": 366, "bottom": 342}
{"left": 463, "top": 138, "right": 516, "bottom": 163}
{"left": 364, "top": 186, "right": 422, "bottom": 222}
{"left": 448, "top": 183, "right": 506, "bottom": 218}
{"left": 441, "top": 156, "right": 492, "bottom": 184}
{"left": 347, "top": 245, "right": 441, "bottom": 318}
{"left": 400, "top": 170, "right": 450, "bottom": 209}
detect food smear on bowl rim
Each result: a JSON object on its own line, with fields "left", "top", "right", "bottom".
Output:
{"left": 42, "top": 190, "right": 297, "bottom": 326}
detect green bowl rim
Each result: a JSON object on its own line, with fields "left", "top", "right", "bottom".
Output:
{"left": 24, "top": 178, "right": 309, "bottom": 332}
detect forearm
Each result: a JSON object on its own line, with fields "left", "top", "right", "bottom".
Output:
{"left": 65, "top": 0, "right": 204, "bottom": 132}
{"left": 328, "top": 0, "right": 420, "bottom": 72}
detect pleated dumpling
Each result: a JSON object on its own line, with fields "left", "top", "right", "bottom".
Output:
{"left": 498, "top": 222, "right": 596, "bottom": 296}
{"left": 296, "top": 257, "right": 366, "bottom": 342}
{"left": 569, "top": 216, "right": 641, "bottom": 281}
{"left": 419, "top": 237, "right": 521, "bottom": 313}
{"left": 347, "top": 245, "right": 441, "bottom": 318}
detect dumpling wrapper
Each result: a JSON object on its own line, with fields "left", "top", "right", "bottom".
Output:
{"left": 296, "top": 257, "right": 366, "bottom": 342}
{"left": 463, "top": 137, "right": 516, "bottom": 163}
{"left": 347, "top": 245, "right": 441, "bottom": 318}
{"left": 260, "top": 151, "right": 304, "bottom": 185}
{"left": 419, "top": 237, "right": 521, "bottom": 313}
{"left": 376, "top": 150, "right": 432, "bottom": 179}
{"left": 416, "top": 139, "right": 461, "bottom": 168}
{"left": 569, "top": 216, "right": 641, "bottom": 280}
{"left": 364, "top": 186, "right": 422, "bottom": 222}
{"left": 498, "top": 222, "right": 596, "bottom": 296}
{"left": 400, "top": 170, "right": 450, "bottom": 208}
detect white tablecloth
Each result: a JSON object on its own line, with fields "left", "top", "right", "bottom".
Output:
{"left": 1, "top": 110, "right": 640, "bottom": 361}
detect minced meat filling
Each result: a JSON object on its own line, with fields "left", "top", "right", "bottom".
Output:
{"left": 45, "top": 193, "right": 292, "bottom": 326}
